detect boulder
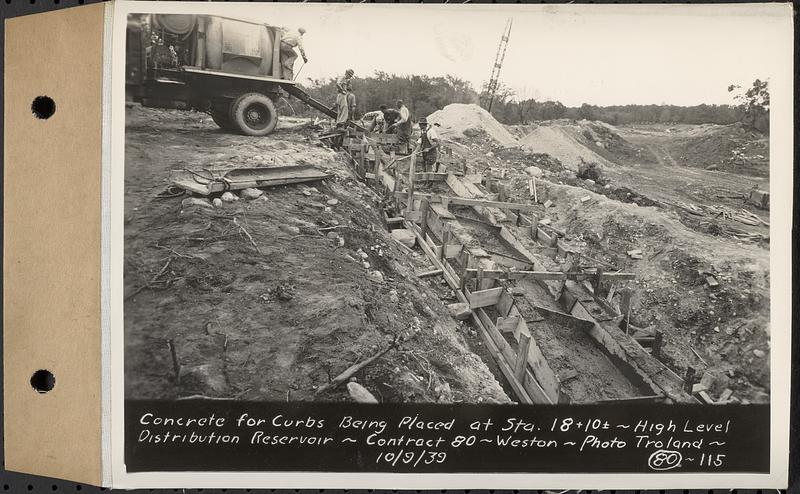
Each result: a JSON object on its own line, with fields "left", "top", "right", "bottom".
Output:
{"left": 447, "top": 302, "right": 472, "bottom": 321}
{"left": 182, "top": 197, "right": 213, "bottom": 209}
{"left": 278, "top": 225, "right": 301, "bottom": 235}
{"left": 240, "top": 188, "right": 264, "bottom": 200}
{"left": 327, "top": 198, "right": 339, "bottom": 206}
{"left": 221, "top": 191, "right": 237, "bottom": 203}
{"left": 367, "top": 270, "right": 384, "bottom": 282}
{"left": 524, "top": 166, "right": 543, "bottom": 178}
{"left": 391, "top": 229, "right": 416, "bottom": 249}
{"left": 347, "top": 382, "right": 378, "bottom": 403}
{"left": 212, "top": 198, "right": 223, "bottom": 207}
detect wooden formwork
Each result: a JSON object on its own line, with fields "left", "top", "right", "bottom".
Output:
{"left": 338, "top": 134, "right": 698, "bottom": 405}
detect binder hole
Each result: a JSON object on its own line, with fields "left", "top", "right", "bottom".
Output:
{"left": 31, "top": 96, "right": 56, "bottom": 120}
{"left": 30, "top": 369, "right": 55, "bottom": 393}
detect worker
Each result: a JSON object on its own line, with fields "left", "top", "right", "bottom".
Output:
{"left": 280, "top": 27, "right": 307, "bottom": 80}
{"left": 415, "top": 117, "right": 441, "bottom": 172}
{"left": 381, "top": 106, "right": 401, "bottom": 133}
{"left": 389, "top": 99, "right": 412, "bottom": 149}
{"left": 362, "top": 105, "right": 387, "bottom": 133}
{"left": 335, "top": 69, "right": 355, "bottom": 126}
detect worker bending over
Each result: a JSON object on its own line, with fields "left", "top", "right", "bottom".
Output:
{"left": 362, "top": 105, "right": 386, "bottom": 133}
{"left": 415, "top": 117, "right": 440, "bottom": 172}
{"left": 280, "top": 27, "right": 307, "bottom": 80}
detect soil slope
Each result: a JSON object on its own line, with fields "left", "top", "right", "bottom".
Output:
{"left": 124, "top": 105, "right": 510, "bottom": 404}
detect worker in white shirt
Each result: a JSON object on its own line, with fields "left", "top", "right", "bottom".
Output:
{"left": 415, "top": 117, "right": 441, "bottom": 172}
{"left": 389, "top": 100, "right": 412, "bottom": 148}
{"left": 279, "top": 27, "right": 307, "bottom": 80}
{"left": 335, "top": 69, "right": 355, "bottom": 126}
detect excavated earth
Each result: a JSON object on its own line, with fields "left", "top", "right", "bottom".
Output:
{"left": 124, "top": 105, "right": 510, "bottom": 404}
{"left": 429, "top": 107, "right": 770, "bottom": 404}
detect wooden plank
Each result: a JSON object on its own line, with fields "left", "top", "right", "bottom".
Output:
{"left": 496, "top": 289, "right": 516, "bottom": 317}
{"left": 396, "top": 192, "right": 538, "bottom": 213}
{"left": 496, "top": 316, "right": 520, "bottom": 334}
{"left": 414, "top": 172, "right": 448, "bottom": 182}
{"left": 462, "top": 269, "right": 636, "bottom": 282}
{"left": 403, "top": 209, "right": 421, "bottom": 222}
{"left": 429, "top": 202, "right": 455, "bottom": 219}
{"left": 469, "top": 287, "right": 504, "bottom": 309}
{"left": 515, "top": 333, "right": 532, "bottom": 382}
{"left": 416, "top": 269, "right": 443, "bottom": 279}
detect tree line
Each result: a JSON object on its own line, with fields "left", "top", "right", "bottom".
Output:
{"left": 288, "top": 72, "right": 767, "bottom": 132}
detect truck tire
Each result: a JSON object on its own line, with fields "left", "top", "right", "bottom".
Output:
{"left": 210, "top": 106, "right": 235, "bottom": 131}
{"left": 230, "top": 92, "right": 278, "bottom": 136}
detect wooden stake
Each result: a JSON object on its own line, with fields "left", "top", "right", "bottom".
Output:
{"left": 653, "top": 330, "right": 664, "bottom": 359}
{"left": 532, "top": 176, "right": 538, "bottom": 203}
{"left": 684, "top": 366, "right": 696, "bottom": 393}
{"left": 440, "top": 228, "right": 450, "bottom": 263}
{"left": 514, "top": 333, "right": 532, "bottom": 382}
{"left": 167, "top": 338, "right": 181, "bottom": 383}
{"left": 420, "top": 199, "right": 430, "bottom": 241}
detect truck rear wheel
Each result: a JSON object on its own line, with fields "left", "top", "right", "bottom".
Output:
{"left": 230, "top": 92, "right": 278, "bottom": 136}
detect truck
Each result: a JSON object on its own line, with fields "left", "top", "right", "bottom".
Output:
{"left": 125, "top": 13, "right": 339, "bottom": 136}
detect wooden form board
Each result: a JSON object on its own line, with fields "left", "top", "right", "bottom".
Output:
{"left": 395, "top": 191, "right": 539, "bottom": 213}
{"left": 462, "top": 269, "right": 636, "bottom": 282}
{"left": 3, "top": 3, "right": 107, "bottom": 485}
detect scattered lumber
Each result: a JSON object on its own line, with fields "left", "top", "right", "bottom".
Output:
{"left": 417, "top": 268, "right": 443, "bottom": 279}
{"left": 314, "top": 338, "right": 400, "bottom": 396}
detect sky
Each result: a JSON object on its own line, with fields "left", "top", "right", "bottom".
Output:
{"left": 162, "top": 3, "right": 791, "bottom": 107}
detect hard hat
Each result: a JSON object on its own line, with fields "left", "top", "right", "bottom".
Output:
{"left": 298, "top": 27, "right": 307, "bottom": 34}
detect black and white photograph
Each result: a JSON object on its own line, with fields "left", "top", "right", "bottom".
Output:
{"left": 123, "top": 4, "right": 778, "bottom": 408}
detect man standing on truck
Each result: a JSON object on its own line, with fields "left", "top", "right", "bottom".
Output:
{"left": 415, "top": 117, "right": 441, "bottom": 172}
{"left": 335, "top": 69, "right": 355, "bottom": 126}
{"left": 279, "top": 27, "right": 307, "bottom": 80}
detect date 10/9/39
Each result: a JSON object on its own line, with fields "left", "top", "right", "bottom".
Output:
{"left": 376, "top": 449, "right": 447, "bottom": 467}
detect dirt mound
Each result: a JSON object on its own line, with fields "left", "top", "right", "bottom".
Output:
{"left": 518, "top": 120, "right": 654, "bottom": 170}
{"left": 427, "top": 104, "right": 517, "bottom": 146}
{"left": 519, "top": 122, "right": 609, "bottom": 169}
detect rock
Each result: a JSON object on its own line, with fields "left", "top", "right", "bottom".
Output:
{"left": 181, "top": 197, "right": 213, "bottom": 209}
{"left": 584, "top": 179, "right": 596, "bottom": 186}
{"left": 302, "top": 190, "right": 313, "bottom": 197}
{"left": 389, "top": 290, "right": 400, "bottom": 303}
{"left": 326, "top": 231, "right": 339, "bottom": 239}
{"left": 307, "top": 187, "right": 319, "bottom": 194}
{"left": 524, "top": 166, "right": 543, "bottom": 178}
{"left": 327, "top": 198, "right": 339, "bottom": 206}
{"left": 221, "top": 191, "right": 237, "bottom": 203}
{"left": 279, "top": 225, "right": 301, "bottom": 235}
{"left": 179, "top": 363, "right": 228, "bottom": 395}
{"left": 308, "top": 202, "right": 326, "bottom": 209}
{"left": 347, "top": 382, "right": 379, "bottom": 403}
{"left": 254, "top": 195, "right": 268, "bottom": 203}
{"left": 358, "top": 251, "right": 369, "bottom": 260}
{"left": 367, "top": 270, "right": 384, "bottom": 282}
{"left": 753, "top": 349, "right": 766, "bottom": 358}
{"left": 362, "top": 261, "right": 370, "bottom": 269}
{"left": 271, "top": 141, "right": 289, "bottom": 150}
{"left": 391, "top": 229, "right": 416, "bottom": 248}
{"left": 240, "top": 188, "right": 263, "bottom": 200}
{"left": 447, "top": 302, "right": 472, "bottom": 321}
